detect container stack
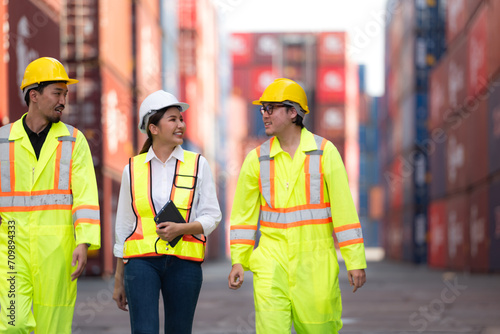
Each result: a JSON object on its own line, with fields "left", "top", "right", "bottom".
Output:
{"left": 382, "top": 0, "right": 446, "bottom": 263}
{"left": 428, "top": 0, "right": 500, "bottom": 272}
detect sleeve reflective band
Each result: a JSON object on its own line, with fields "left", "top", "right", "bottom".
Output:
{"left": 334, "top": 222, "right": 364, "bottom": 247}
{"left": 73, "top": 205, "right": 100, "bottom": 227}
{"left": 230, "top": 225, "right": 257, "bottom": 246}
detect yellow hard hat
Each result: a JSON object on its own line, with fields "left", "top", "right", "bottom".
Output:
{"left": 252, "top": 78, "right": 309, "bottom": 114}
{"left": 20, "top": 57, "right": 78, "bottom": 91}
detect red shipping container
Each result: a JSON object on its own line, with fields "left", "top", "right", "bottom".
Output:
{"left": 446, "top": 192, "right": 470, "bottom": 270}
{"left": 99, "top": 0, "right": 133, "bottom": 82}
{"left": 469, "top": 183, "right": 489, "bottom": 272}
{"left": 446, "top": 117, "right": 468, "bottom": 194}
{"left": 489, "top": 178, "right": 500, "bottom": 270}
{"left": 135, "top": 1, "right": 162, "bottom": 104}
{"left": 316, "top": 66, "right": 346, "bottom": 104}
{"left": 466, "top": 99, "right": 488, "bottom": 186}
{"left": 447, "top": 38, "right": 468, "bottom": 115}
{"left": 387, "top": 157, "right": 404, "bottom": 210}
{"left": 8, "top": 0, "right": 61, "bottom": 122}
{"left": 178, "top": 0, "right": 196, "bottom": 30}
{"left": 253, "top": 33, "right": 279, "bottom": 64}
{"left": 387, "top": 210, "right": 403, "bottom": 261}
{"left": 101, "top": 65, "right": 134, "bottom": 175}
{"left": 250, "top": 66, "right": 278, "bottom": 102}
{"left": 446, "top": 0, "right": 467, "bottom": 46}
{"left": 428, "top": 200, "right": 448, "bottom": 268}
{"left": 317, "top": 32, "right": 346, "bottom": 65}
{"left": 315, "top": 104, "right": 345, "bottom": 140}
{"left": 331, "top": 138, "right": 345, "bottom": 162}
{"left": 489, "top": 78, "right": 500, "bottom": 174}
{"left": 429, "top": 56, "right": 449, "bottom": 129}
{"left": 467, "top": 5, "right": 488, "bottom": 98}
{"left": 231, "top": 33, "right": 252, "bottom": 66}
{"left": 232, "top": 67, "right": 250, "bottom": 100}
{"left": 487, "top": 1, "right": 500, "bottom": 80}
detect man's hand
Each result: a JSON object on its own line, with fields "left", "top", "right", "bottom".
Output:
{"left": 156, "top": 222, "right": 183, "bottom": 242}
{"left": 71, "top": 243, "right": 89, "bottom": 281}
{"left": 347, "top": 269, "right": 366, "bottom": 293}
{"left": 228, "top": 263, "right": 244, "bottom": 290}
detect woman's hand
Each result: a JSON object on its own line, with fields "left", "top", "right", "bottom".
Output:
{"left": 113, "top": 259, "right": 128, "bottom": 311}
{"left": 156, "top": 222, "right": 183, "bottom": 242}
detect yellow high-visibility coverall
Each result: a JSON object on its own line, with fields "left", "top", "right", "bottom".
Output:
{"left": 0, "top": 115, "right": 100, "bottom": 333}
{"left": 230, "top": 128, "right": 366, "bottom": 334}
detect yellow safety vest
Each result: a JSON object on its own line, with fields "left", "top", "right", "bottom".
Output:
{"left": 123, "top": 150, "right": 206, "bottom": 262}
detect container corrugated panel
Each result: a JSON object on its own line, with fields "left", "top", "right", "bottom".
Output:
{"left": 469, "top": 183, "right": 489, "bottom": 272}
{"left": 446, "top": 0, "right": 467, "bottom": 47}
{"left": 488, "top": 78, "right": 500, "bottom": 174}
{"left": 252, "top": 33, "right": 278, "bottom": 65}
{"left": 316, "top": 66, "right": 346, "bottom": 104}
{"left": 99, "top": 0, "right": 133, "bottom": 82}
{"left": 446, "top": 192, "right": 470, "bottom": 271}
{"left": 388, "top": 157, "right": 404, "bottom": 210}
{"left": 429, "top": 134, "right": 446, "bottom": 200}
{"left": 401, "top": 94, "right": 415, "bottom": 153}
{"left": 250, "top": 65, "right": 278, "bottom": 103}
{"left": 487, "top": 1, "right": 500, "bottom": 80}
{"left": 178, "top": 0, "right": 196, "bottom": 29}
{"left": 315, "top": 104, "right": 345, "bottom": 140}
{"left": 399, "top": 34, "right": 415, "bottom": 97}
{"left": 447, "top": 37, "right": 468, "bottom": 115}
{"left": 446, "top": 113, "right": 468, "bottom": 194}
{"left": 232, "top": 67, "right": 250, "bottom": 101}
{"left": 428, "top": 199, "right": 447, "bottom": 268}
{"left": 317, "top": 32, "right": 346, "bottom": 65}
{"left": 429, "top": 56, "right": 448, "bottom": 129}
{"left": 402, "top": 207, "right": 414, "bottom": 262}
{"left": 467, "top": 99, "right": 488, "bottom": 187}
{"left": 101, "top": 65, "right": 135, "bottom": 175}
{"left": 8, "top": 0, "right": 61, "bottom": 122}
{"left": 489, "top": 177, "right": 500, "bottom": 271}
{"left": 230, "top": 33, "right": 252, "bottom": 66}
{"left": 467, "top": 4, "right": 488, "bottom": 99}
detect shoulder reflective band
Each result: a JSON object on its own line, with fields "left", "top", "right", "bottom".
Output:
{"left": 0, "top": 124, "right": 14, "bottom": 193}
{"left": 0, "top": 192, "right": 73, "bottom": 211}
{"left": 230, "top": 225, "right": 257, "bottom": 246}
{"left": 304, "top": 135, "right": 326, "bottom": 205}
{"left": 56, "top": 124, "right": 77, "bottom": 191}
{"left": 334, "top": 222, "right": 364, "bottom": 247}
{"left": 258, "top": 137, "right": 275, "bottom": 208}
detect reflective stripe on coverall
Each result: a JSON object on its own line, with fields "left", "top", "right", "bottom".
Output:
{"left": 0, "top": 115, "right": 100, "bottom": 334}
{"left": 123, "top": 150, "right": 206, "bottom": 261}
{"left": 230, "top": 128, "right": 366, "bottom": 334}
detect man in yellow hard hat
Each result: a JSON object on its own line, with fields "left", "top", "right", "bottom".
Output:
{"left": 0, "top": 57, "right": 100, "bottom": 333}
{"left": 228, "top": 78, "right": 367, "bottom": 333}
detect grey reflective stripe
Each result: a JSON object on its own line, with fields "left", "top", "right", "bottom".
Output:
{"left": 0, "top": 124, "right": 12, "bottom": 193}
{"left": 336, "top": 228, "right": 363, "bottom": 244}
{"left": 260, "top": 206, "right": 331, "bottom": 224}
{"left": 305, "top": 135, "right": 325, "bottom": 204}
{"left": 73, "top": 208, "right": 100, "bottom": 222}
{"left": 259, "top": 139, "right": 273, "bottom": 208}
{"left": 230, "top": 229, "right": 256, "bottom": 241}
{"left": 57, "top": 124, "right": 76, "bottom": 190}
{"left": 0, "top": 193, "right": 73, "bottom": 208}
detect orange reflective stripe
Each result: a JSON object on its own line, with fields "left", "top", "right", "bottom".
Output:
{"left": 170, "top": 160, "right": 182, "bottom": 201}
{"left": 72, "top": 205, "right": 99, "bottom": 213}
{"left": 334, "top": 222, "right": 362, "bottom": 233}
{"left": 129, "top": 160, "right": 144, "bottom": 241}
{"left": 230, "top": 239, "right": 255, "bottom": 246}
{"left": 147, "top": 163, "right": 155, "bottom": 215}
{"left": 338, "top": 238, "right": 364, "bottom": 247}
{"left": 230, "top": 225, "right": 258, "bottom": 230}
{"left": 74, "top": 218, "right": 100, "bottom": 227}
{"left": 2, "top": 204, "right": 73, "bottom": 212}
{"left": 183, "top": 234, "right": 205, "bottom": 244}
{"left": 260, "top": 218, "right": 331, "bottom": 229}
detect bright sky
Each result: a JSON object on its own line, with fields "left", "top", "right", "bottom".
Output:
{"left": 221, "top": 0, "right": 388, "bottom": 96}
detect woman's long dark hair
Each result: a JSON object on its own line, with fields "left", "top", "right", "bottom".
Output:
{"left": 139, "top": 109, "right": 168, "bottom": 154}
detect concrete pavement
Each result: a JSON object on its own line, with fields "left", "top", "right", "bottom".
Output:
{"left": 72, "top": 257, "right": 500, "bottom": 334}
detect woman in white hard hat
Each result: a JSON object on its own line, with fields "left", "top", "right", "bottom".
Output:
{"left": 112, "top": 90, "right": 222, "bottom": 333}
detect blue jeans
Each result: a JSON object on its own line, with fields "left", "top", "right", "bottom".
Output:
{"left": 124, "top": 256, "right": 203, "bottom": 334}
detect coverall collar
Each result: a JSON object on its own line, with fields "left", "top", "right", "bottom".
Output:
{"left": 145, "top": 144, "right": 184, "bottom": 164}
{"left": 9, "top": 113, "right": 71, "bottom": 141}
{"left": 269, "top": 128, "right": 319, "bottom": 158}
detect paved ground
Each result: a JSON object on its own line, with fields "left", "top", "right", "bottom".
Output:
{"left": 72, "top": 256, "right": 500, "bottom": 334}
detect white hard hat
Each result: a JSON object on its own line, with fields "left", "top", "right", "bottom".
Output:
{"left": 138, "top": 90, "right": 189, "bottom": 133}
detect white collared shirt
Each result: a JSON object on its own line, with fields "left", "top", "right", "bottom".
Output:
{"left": 113, "top": 145, "right": 222, "bottom": 258}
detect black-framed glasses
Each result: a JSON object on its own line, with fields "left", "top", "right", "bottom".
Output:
{"left": 260, "top": 104, "right": 287, "bottom": 115}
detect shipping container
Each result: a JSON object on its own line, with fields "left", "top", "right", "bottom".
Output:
{"left": 315, "top": 104, "right": 345, "bottom": 140}
{"left": 0, "top": 0, "right": 7, "bottom": 125}
{"left": 8, "top": 0, "right": 61, "bottom": 122}
{"left": 402, "top": 207, "right": 414, "bottom": 262}
{"left": 487, "top": 1, "right": 500, "bottom": 80}
{"left": 488, "top": 78, "right": 500, "bottom": 175}
{"left": 489, "top": 177, "right": 500, "bottom": 271}
{"left": 466, "top": 98, "right": 488, "bottom": 187}
{"left": 467, "top": 4, "right": 488, "bottom": 99}
{"left": 316, "top": 66, "right": 346, "bottom": 104}
{"left": 445, "top": 115, "right": 468, "bottom": 194}
{"left": 446, "top": 0, "right": 466, "bottom": 47}
{"left": 429, "top": 133, "right": 447, "bottom": 200}
{"left": 317, "top": 32, "right": 346, "bottom": 65}
{"left": 429, "top": 55, "right": 448, "bottom": 129}
{"left": 250, "top": 65, "right": 278, "bottom": 102}
{"left": 178, "top": 0, "right": 196, "bottom": 30}
{"left": 446, "top": 37, "right": 468, "bottom": 116}
{"left": 469, "top": 183, "right": 489, "bottom": 272}
{"left": 401, "top": 94, "right": 415, "bottom": 153}
{"left": 446, "top": 192, "right": 470, "bottom": 271}
{"left": 387, "top": 210, "right": 403, "bottom": 261}
{"left": 428, "top": 199, "right": 447, "bottom": 268}
{"left": 230, "top": 33, "right": 252, "bottom": 66}
{"left": 253, "top": 33, "right": 279, "bottom": 64}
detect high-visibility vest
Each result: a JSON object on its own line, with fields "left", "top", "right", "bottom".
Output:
{"left": 230, "top": 134, "right": 363, "bottom": 249}
{"left": 123, "top": 150, "right": 206, "bottom": 262}
{"left": 0, "top": 120, "right": 100, "bottom": 239}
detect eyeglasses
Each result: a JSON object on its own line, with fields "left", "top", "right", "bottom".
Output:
{"left": 260, "top": 104, "right": 287, "bottom": 115}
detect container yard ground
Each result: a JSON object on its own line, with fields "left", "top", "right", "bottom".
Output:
{"left": 73, "top": 249, "right": 500, "bottom": 334}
